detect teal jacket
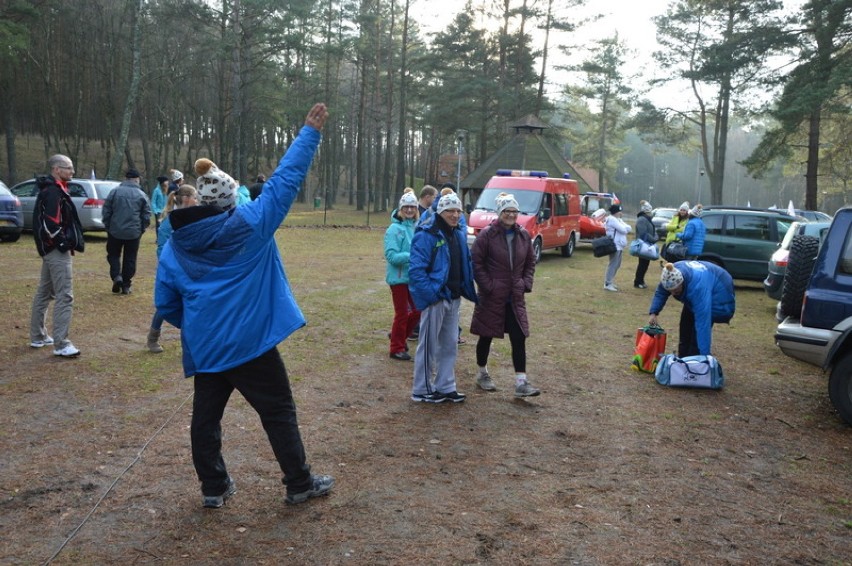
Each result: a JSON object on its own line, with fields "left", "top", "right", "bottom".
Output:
{"left": 384, "top": 209, "right": 416, "bottom": 286}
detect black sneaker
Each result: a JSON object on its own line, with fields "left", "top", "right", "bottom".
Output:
{"left": 285, "top": 474, "right": 335, "bottom": 505}
{"left": 441, "top": 390, "right": 466, "bottom": 403}
{"left": 411, "top": 392, "right": 447, "bottom": 403}
{"left": 112, "top": 276, "right": 123, "bottom": 294}
{"left": 202, "top": 477, "right": 236, "bottom": 509}
{"left": 390, "top": 351, "right": 412, "bottom": 361}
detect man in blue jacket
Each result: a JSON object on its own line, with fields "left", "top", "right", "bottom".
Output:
{"left": 408, "top": 191, "right": 477, "bottom": 403}
{"left": 648, "top": 261, "right": 736, "bottom": 357}
{"left": 155, "top": 103, "right": 334, "bottom": 508}
{"left": 676, "top": 205, "right": 706, "bottom": 260}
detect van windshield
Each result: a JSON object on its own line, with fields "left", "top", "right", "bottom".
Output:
{"left": 474, "top": 188, "right": 541, "bottom": 215}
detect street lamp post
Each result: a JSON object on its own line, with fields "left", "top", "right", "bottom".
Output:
{"left": 455, "top": 129, "right": 467, "bottom": 191}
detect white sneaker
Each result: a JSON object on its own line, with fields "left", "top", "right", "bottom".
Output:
{"left": 53, "top": 343, "right": 81, "bottom": 357}
{"left": 30, "top": 336, "right": 54, "bottom": 348}
{"left": 603, "top": 284, "right": 618, "bottom": 292}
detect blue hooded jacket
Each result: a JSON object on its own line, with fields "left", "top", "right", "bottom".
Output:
{"left": 408, "top": 211, "right": 477, "bottom": 311}
{"left": 677, "top": 217, "right": 706, "bottom": 256}
{"left": 649, "top": 260, "right": 736, "bottom": 355}
{"left": 155, "top": 125, "right": 320, "bottom": 377}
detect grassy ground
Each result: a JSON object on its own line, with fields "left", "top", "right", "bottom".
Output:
{"left": 1, "top": 219, "right": 850, "bottom": 565}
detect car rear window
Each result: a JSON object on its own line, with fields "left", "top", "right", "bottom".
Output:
{"left": 94, "top": 183, "right": 118, "bottom": 198}
{"left": 841, "top": 227, "right": 852, "bottom": 275}
{"left": 67, "top": 184, "right": 87, "bottom": 198}
{"left": 729, "top": 214, "right": 770, "bottom": 241}
{"left": 703, "top": 213, "right": 723, "bottom": 235}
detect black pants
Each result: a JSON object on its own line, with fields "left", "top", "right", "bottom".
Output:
{"left": 192, "top": 348, "right": 311, "bottom": 496}
{"left": 678, "top": 306, "right": 702, "bottom": 357}
{"left": 476, "top": 303, "right": 526, "bottom": 372}
{"left": 106, "top": 235, "right": 140, "bottom": 285}
{"left": 634, "top": 257, "right": 650, "bottom": 286}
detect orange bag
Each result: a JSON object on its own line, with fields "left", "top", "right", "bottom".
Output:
{"left": 632, "top": 325, "right": 667, "bottom": 373}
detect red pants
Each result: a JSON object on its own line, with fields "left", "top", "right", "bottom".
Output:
{"left": 389, "top": 284, "right": 420, "bottom": 354}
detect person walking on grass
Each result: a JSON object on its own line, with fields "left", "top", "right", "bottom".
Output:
{"left": 603, "top": 203, "right": 632, "bottom": 292}
{"left": 146, "top": 184, "right": 198, "bottom": 353}
{"left": 155, "top": 103, "right": 334, "bottom": 508}
{"left": 29, "top": 154, "right": 84, "bottom": 358}
{"left": 384, "top": 188, "right": 421, "bottom": 361}
{"left": 633, "top": 200, "right": 656, "bottom": 289}
{"left": 408, "top": 191, "right": 477, "bottom": 403}
{"left": 103, "top": 168, "right": 151, "bottom": 295}
{"left": 470, "top": 193, "right": 540, "bottom": 398}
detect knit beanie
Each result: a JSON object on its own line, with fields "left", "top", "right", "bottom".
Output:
{"left": 689, "top": 204, "right": 703, "bottom": 217}
{"left": 496, "top": 192, "right": 519, "bottom": 214}
{"left": 661, "top": 262, "right": 684, "bottom": 290}
{"left": 609, "top": 203, "right": 623, "bottom": 215}
{"left": 679, "top": 201, "right": 690, "bottom": 212}
{"left": 194, "top": 158, "right": 238, "bottom": 210}
{"left": 171, "top": 169, "right": 184, "bottom": 182}
{"left": 398, "top": 188, "right": 417, "bottom": 208}
{"left": 640, "top": 200, "right": 653, "bottom": 213}
{"left": 436, "top": 191, "right": 462, "bottom": 214}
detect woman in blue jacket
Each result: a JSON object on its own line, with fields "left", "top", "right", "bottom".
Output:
{"left": 648, "top": 261, "right": 736, "bottom": 357}
{"left": 676, "top": 205, "right": 706, "bottom": 260}
{"left": 384, "top": 188, "right": 420, "bottom": 360}
{"left": 155, "top": 103, "right": 334, "bottom": 509}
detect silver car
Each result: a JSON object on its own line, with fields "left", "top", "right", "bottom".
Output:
{"left": 11, "top": 178, "right": 119, "bottom": 232}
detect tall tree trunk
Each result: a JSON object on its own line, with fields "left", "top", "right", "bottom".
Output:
{"left": 107, "top": 0, "right": 144, "bottom": 179}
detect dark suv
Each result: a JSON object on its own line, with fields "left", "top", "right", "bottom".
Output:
{"left": 698, "top": 207, "right": 800, "bottom": 281}
{"left": 775, "top": 207, "right": 852, "bottom": 424}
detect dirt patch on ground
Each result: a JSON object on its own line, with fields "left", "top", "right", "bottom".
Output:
{"left": 1, "top": 229, "right": 850, "bottom": 565}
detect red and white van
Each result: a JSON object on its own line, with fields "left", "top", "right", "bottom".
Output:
{"left": 466, "top": 169, "right": 580, "bottom": 263}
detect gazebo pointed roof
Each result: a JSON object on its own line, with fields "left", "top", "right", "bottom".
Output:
{"left": 460, "top": 126, "right": 592, "bottom": 192}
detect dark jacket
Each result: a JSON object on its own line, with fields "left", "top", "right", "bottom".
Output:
{"left": 33, "top": 175, "right": 84, "bottom": 257}
{"left": 470, "top": 219, "right": 535, "bottom": 337}
{"left": 103, "top": 180, "right": 151, "bottom": 239}
{"left": 635, "top": 212, "right": 656, "bottom": 244}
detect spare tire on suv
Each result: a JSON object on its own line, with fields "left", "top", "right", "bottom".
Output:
{"left": 779, "top": 234, "right": 820, "bottom": 319}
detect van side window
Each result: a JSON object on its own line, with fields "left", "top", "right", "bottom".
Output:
{"left": 703, "top": 213, "right": 723, "bottom": 235}
{"left": 729, "top": 214, "right": 770, "bottom": 241}
{"left": 841, "top": 227, "right": 852, "bottom": 275}
{"left": 541, "top": 193, "right": 552, "bottom": 214}
{"left": 554, "top": 193, "right": 568, "bottom": 216}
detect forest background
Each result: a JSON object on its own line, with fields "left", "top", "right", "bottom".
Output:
{"left": 0, "top": 0, "right": 849, "bottom": 217}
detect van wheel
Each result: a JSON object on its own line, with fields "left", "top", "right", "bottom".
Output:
{"left": 532, "top": 237, "right": 542, "bottom": 264}
{"left": 828, "top": 353, "right": 852, "bottom": 425}
{"left": 779, "top": 235, "right": 820, "bottom": 319}
{"left": 561, "top": 233, "right": 576, "bottom": 258}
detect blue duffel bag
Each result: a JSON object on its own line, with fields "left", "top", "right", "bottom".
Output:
{"left": 655, "top": 354, "right": 724, "bottom": 389}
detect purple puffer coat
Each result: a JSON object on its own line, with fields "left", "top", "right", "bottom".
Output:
{"left": 470, "top": 219, "right": 535, "bottom": 338}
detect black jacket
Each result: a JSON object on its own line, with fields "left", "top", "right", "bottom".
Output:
{"left": 33, "top": 175, "right": 84, "bottom": 256}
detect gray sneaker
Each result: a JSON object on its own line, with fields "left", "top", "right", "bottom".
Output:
{"left": 202, "top": 477, "right": 236, "bottom": 509}
{"left": 285, "top": 474, "right": 335, "bottom": 505}
{"left": 476, "top": 373, "right": 497, "bottom": 391}
{"left": 514, "top": 381, "right": 541, "bottom": 398}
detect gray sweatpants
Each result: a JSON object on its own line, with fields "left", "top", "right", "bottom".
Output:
{"left": 30, "top": 249, "right": 75, "bottom": 347}
{"left": 412, "top": 298, "right": 461, "bottom": 396}
{"left": 605, "top": 250, "right": 623, "bottom": 286}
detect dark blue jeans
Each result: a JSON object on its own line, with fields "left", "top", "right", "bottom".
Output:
{"left": 192, "top": 348, "right": 312, "bottom": 496}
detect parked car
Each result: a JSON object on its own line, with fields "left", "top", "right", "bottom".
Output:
{"left": 697, "top": 206, "right": 803, "bottom": 281}
{"left": 651, "top": 207, "right": 677, "bottom": 241}
{"left": 0, "top": 181, "right": 24, "bottom": 242}
{"left": 11, "top": 178, "right": 120, "bottom": 232}
{"left": 794, "top": 209, "right": 832, "bottom": 222}
{"left": 578, "top": 192, "right": 619, "bottom": 240}
{"left": 764, "top": 220, "right": 831, "bottom": 300}
{"left": 775, "top": 207, "right": 852, "bottom": 425}
{"left": 467, "top": 169, "right": 581, "bottom": 263}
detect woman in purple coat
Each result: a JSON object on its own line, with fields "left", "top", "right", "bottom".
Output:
{"left": 470, "top": 193, "right": 540, "bottom": 398}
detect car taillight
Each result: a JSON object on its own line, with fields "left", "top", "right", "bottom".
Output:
{"left": 82, "top": 198, "right": 103, "bottom": 208}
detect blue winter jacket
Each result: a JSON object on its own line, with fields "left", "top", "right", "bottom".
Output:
{"left": 151, "top": 186, "right": 167, "bottom": 217}
{"left": 677, "top": 217, "right": 706, "bottom": 256}
{"left": 408, "top": 212, "right": 477, "bottom": 311}
{"left": 649, "top": 260, "right": 736, "bottom": 355}
{"left": 384, "top": 209, "right": 416, "bottom": 286}
{"left": 156, "top": 216, "right": 173, "bottom": 258}
{"left": 155, "top": 125, "right": 321, "bottom": 377}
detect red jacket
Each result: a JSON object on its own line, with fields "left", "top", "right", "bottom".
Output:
{"left": 470, "top": 219, "right": 535, "bottom": 338}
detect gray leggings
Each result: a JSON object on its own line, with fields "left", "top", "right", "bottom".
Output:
{"left": 605, "top": 250, "right": 623, "bottom": 286}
